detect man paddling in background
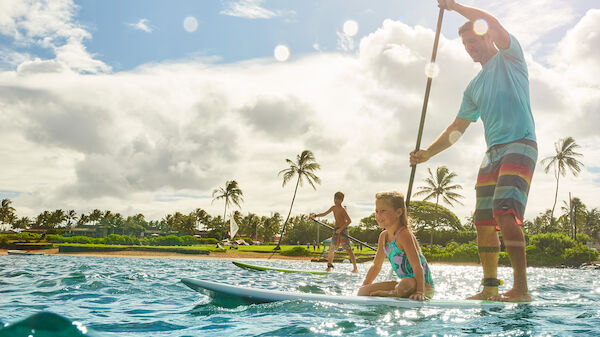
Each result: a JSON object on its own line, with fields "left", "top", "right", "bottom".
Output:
{"left": 310, "top": 192, "right": 359, "bottom": 273}
{"left": 410, "top": 0, "right": 537, "bottom": 302}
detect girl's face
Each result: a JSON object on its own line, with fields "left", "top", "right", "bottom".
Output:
{"left": 375, "top": 199, "right": 403, "bottom": 229}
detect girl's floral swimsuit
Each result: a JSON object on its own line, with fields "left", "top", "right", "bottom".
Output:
{"left": 383, "top": 228, "right": 434, "bottom": 287}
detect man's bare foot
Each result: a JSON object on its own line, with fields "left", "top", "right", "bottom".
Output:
{"left": 325, "top": 267, "right": 332, "bottom": 272}
{"left": 351, "top": 268, "right": 358, "bottom": 273}
{"left": 466, "top": 287, "right": 498, "bottom": 300}
{"left": 488, "top": 289, "right": 531, "bottom": 302}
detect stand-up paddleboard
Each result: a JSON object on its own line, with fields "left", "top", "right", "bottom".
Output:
{"left": 232, "top": 261, "right": 331, "bottom": 275}
{"left": 181, "top": 278, "right": 509, "bottom": 309}
{"left": 7, "top": 250, "right": 45, "bottom": 255}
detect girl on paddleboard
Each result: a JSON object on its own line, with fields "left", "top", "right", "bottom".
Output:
{"left": 358, "top": 192, "right": 434, "bottom": 301}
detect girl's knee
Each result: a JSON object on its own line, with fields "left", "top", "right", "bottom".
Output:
{"left": 394, "top": 280, "right": 416, "bottom": 297}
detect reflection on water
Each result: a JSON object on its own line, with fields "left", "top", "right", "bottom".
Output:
{"left": 0, "top": 255, "right": 599, "bottom": 336}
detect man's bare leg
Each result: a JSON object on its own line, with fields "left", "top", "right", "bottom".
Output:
{"left": 467, "top": 225, "right": 500, "bottom": 300}
{"left": 490, "top": 214, "right": 531, "bottom": 302}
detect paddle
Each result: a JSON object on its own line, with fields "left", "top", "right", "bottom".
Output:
{"left": 406, "top": 7, "right": 445, "bottom": 207}
{"left": 311, "top": 218, "right": 377, "bottom": 251}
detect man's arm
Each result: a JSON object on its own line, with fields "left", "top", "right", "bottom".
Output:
{"left": 410, "top": 117, "right": 471, "bottom": 165}
{"left": 438, "top": 0, "right": 510, "bottom": 49}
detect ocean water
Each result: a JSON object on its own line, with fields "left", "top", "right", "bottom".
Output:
{"left": 1, "top": 255, "right": 599, "bottom": 336}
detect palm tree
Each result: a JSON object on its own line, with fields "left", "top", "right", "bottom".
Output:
{"left": 414, "top": 166, "right": 463, "bottom": 245}
{"left": 194, "top": 208, "right": 212, "bottom": 231}
{"left": 560, "top": 197, "right": 584, "bottom": 239}
{"left": 65, "top": 210, "right": 78, "bottom": 228}
{"left": 541, "top": 136, "right": 584, "bottom": 226}
{"left": 275, "top": 150, "right": 321, "bottom": 250}
{"left": 14, "top": 216, "right": 31, "bottom": 230}
{"left": 212, "top": 180, "right": 244, "bottom": 238}
{"left": 584, "top": 208, "right": 600, "bottom": 239}
{"left": 0, "top": 199, "right": 16, "bottom": 226}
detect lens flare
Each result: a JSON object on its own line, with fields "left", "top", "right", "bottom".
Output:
{"left": 449, "top": 130, "right": 463, "bottom": 144}
{"left": 343, "top": 20, "right": 359, "bottom": 37}
{"left": 424, "top": 62, "right": 440, "bottom": 78}
{"left": 274, "top": 44, "right": 290, "bottom": 62}
{"left": 183, "top": 16, "right": 198, "bottom": 32}
{"left": 473, "top": 19, "right": 488, "bottom": 36}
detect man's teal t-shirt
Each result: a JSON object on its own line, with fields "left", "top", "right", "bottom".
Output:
{"left": 457, "top": 34, "right": 536, "bottom": 149}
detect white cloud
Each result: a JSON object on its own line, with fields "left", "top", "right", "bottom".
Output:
{"left": 127, "top": 18, "right": 152, "bottom": 33}
{"left": 220, "top": 0, "right": 294, "bottom": 19}
{"left": 0, "top": 0, "right": 109, "bottom": 74}
{"left": 488, "top": 0, "right": 576, "bottom": 47}
{"left": 0, "top": 3, "right": 599, "bottom": 226}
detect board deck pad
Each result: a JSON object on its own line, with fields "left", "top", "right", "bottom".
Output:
{"left": 181, "top": 278, "right": 509, "bottom": 309}
{"left": 232, "top": 261, "right": 331, "bottom": 275}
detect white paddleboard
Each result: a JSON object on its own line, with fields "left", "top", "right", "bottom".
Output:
{"left": 181, "top": 278, "right": 508, "bottom": 309}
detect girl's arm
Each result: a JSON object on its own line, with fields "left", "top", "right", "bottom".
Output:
{"left": 361, "top": 232, "right": 386, "bottom": 286}
{"left": 397, "top": 232, "right": 428, "bottom": 300}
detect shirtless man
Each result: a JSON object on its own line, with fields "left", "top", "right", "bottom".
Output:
{"left": 310, "top": 192, "right": 358, "bottom": 272}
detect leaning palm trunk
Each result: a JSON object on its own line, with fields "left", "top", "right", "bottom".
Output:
{"left": 276, "top": 177, "right": 300, "bottom": 250}
{"left": 432, "top": 197, "right": 439, "bottom": 246}
{"left": 550, "top": 173, "right": 560, "bottom": 226}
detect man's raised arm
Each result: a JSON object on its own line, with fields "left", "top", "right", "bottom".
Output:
{"left": 438, "top": 0, "right": 510, "bottom": 49}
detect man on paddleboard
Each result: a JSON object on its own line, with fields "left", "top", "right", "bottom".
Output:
{"left": 410, "top": 0, "right": 536, "bottom": 302}
{"left": 310, "top": 192, "right": 359, "bottom": 273}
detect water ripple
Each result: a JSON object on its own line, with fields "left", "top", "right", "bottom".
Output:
{"left": 1, "top": 256, "right": 599, "bottom": 336}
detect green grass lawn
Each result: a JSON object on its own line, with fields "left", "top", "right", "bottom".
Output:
{"left": 53, "top": 243, "right": 376, "bottom": 258}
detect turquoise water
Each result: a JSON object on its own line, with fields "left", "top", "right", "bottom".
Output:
{"left": 1, "top": 255, "right": 599, "bottom": 336}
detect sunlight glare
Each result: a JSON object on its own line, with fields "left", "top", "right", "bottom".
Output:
{"left": 343, "top": 20, "right": 359, "bottom": 37}
{"left": 183, "top": 16, "right": 198, "bottom": 32}
{"left": 473, "top": 19, "right": 488, "bottom": 36}
{"left": 449, "top": 130, "right": 463, "bottom": 144}
{"left": 274, "top": 44, "right": 290, "bottom": 62}
{"left": 425, "top": 62, "right": 440, "bottom": 78}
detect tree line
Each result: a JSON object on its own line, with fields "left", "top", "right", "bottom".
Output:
{"left": 1, "top": 137, "right": 598, "bottom": 244}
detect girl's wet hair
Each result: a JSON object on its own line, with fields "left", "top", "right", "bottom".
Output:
{"left": 375, "top": 192, "right": 406, "bottom": 210}
{"left": 375, "top": 191, "right": 412, "bottom": 230}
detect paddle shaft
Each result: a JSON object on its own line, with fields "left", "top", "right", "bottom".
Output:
{"left": 311, "top": 218, "right": 377, "bottom": 252}
{"left": 406, "top": 7, "right": 445, "bottom": 207}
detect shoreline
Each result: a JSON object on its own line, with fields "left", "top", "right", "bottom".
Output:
{"left": 1, "top": 248, "right": 481, "bottom": 265}
{"left": 5, "top": 249, "right": 595, "bottom": 266}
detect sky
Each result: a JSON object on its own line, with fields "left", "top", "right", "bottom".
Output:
{"left": 1, "top": 0, "right": 599, "bottom": 228}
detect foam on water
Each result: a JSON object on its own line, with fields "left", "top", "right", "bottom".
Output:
{"left": 1, "top": 255, "right": 599, "bottom": 336}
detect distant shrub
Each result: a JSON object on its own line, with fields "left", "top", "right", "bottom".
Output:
{"left": 18, "top": 232, "right": 42, "bottom": 240}
{"left": 179, "top": 235, "right": 200, "bottom": 246}
{"left": 499, "top": 252, "right": 510, "bottom": 266}
{"left": 563, "top": 243, "right": 599, "bottom": 267}
{"left": 0, "top": 236, "right": 10, "bottom": 248}
{"left": 199, "top": 238, "right": 217, "bottom": 244}
{"left": 239, "top": 237, "right": 254, "bottom": 245}
{"left": 530, "top": 233, "right": 574, "bottom": 256}
{"left": 576, "top": 233, "right": 592, "bottom": 244}
{"left": 148, "top": 235, "right": 182, "bottom": 246}
{"left": 280, "top": 246, "right": 311, "bottom": 256}
{"left": 422, "top": 241, "right": 479, "bottom": 263}
{"left": 103, "top": 234, "right": 140, "bottom": 245}
{"left": 416, "top": 230, "right": 477, "bottom": 246}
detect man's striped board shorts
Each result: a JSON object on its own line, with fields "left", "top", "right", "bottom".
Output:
{"left": 474, "top": 138, "right": 537, "bottom": 230}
